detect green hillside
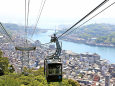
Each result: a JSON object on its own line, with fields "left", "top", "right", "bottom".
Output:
{"left": 0, "top": 68, "right": 80, "bottom": 86}
{"left": 0, "top": 50, "right": 80, "bottom": 86}
{"left": 59, "top": 23, "right": 115, "bottom": 46}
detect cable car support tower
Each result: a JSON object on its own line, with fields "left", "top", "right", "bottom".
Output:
{"left": 15, "top": 46, "right": 36, "bottom": 72}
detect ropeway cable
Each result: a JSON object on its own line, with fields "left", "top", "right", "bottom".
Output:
{"left": 57, "top": 0, "right": 109, "bottom": 39}
{"left": 31, "top": 0, "right": 47, "bottom": 38}
{"left": 63, "top": 1, "right": 115, "bottom": 37}
{"left": 0, "top": 22, "right": 15, "bottom": 46}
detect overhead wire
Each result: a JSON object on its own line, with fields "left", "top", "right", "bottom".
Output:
{"left": 0, "top": 22, "right": 15, "bottom": 46}
{"left": 24, "top": 0, "right": 27, "bottom": 45}
{"left": 26, "top": 0, "right": 31, "bottom": 46}
{"left": 57, "top": 0, "right": 109, "bottom": 39}
{"left": 27, "top": 0, "right": 30, "bottom": 27}
{"left": 31, "top": 0, "right": 47, "bottom": 38}
{"left": 24, "top": 0, "right": 31, "bottom": 46}
{"left": 63, "top": 1, "right": 115, "bottom": 37}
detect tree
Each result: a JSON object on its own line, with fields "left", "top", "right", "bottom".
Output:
{"left": 111, "top": 38, "right": 115, "bottom": 44}
{"left": 0, "top": 50, "right": 9, "bottom": 75}
{"left": 8, "top": 65, "right": 15, "bottom": 73}
{"left": 68, "top": 79, "right": 80, "bottom": 86}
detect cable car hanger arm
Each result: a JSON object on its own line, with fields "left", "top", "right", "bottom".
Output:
{"left": 50, "top": 34, "right": 61, "bottom": 58}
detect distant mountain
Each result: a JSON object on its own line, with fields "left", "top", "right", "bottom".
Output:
{"left": 2, "top": 23, "right": 47, "bottom": 35}
{"left": 3, "top": 23, "right": 24, "bottom": 30}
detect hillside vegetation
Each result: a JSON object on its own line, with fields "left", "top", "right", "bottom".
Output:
{"left": 0, "top": 50, "right": 80, "bottom": 86}
{"left": 59, "top": 24, "right": 115, "bottom": 46}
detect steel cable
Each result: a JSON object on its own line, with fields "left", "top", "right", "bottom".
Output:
{"left": 31, "top": 0, "right": 47, "bottom": 38}
{"left": 57, "top": 0, "right": 109, "bottom": 39}
{"left": 63, "top": 1, "right": 115, "bottom": 37}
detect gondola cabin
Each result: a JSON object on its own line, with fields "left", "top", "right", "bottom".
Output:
{"left": 44, "top": 58, "right": 62, "bottom": 82}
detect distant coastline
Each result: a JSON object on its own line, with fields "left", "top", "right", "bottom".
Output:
{"left": 61, "top": 37, "right": 115, "bottom": 48}
{"left": 58, "top": 23, "right": 115, "bottom": 48}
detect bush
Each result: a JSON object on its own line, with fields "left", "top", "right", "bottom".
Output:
{"left": 68, "top": 79, "right": 80, "bottom": 86}
{"left": 0, "top": 67, "right": 80, "bottom": 86}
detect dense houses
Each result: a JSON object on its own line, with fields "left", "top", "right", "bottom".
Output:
{"left": 61, "top": 50, "right": 115, "bottom": 86}
{"left": 0, "top": 35, "right": 115, "bottom": 86}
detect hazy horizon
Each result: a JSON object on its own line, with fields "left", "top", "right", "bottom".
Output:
{"left": 0, "top": 0, "right": 115, "bottom": 29}
{"left": 1, "top": 18, "right": 115, "bottom": 29}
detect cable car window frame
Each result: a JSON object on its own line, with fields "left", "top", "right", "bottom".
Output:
{"left": 48, "top": 63, "right": 62, "bottom": 75}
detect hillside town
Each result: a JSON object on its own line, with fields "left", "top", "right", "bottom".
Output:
{"left": 0, "top": 34, "right": 115, "bottom": 86}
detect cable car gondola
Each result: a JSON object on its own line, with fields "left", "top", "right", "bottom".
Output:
{"left": 44, "top": 34, "right": 62, "bottom": 82}
{"left": 44, "top": 57, "right": 62, "bottom": 82}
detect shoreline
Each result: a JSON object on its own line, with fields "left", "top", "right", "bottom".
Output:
{"left": 61, "top": 38, "right": 115, "bottom": 48}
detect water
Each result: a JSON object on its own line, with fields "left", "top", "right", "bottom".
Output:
{"left": 31, "top": 30, "right": 115, "bottom": 63}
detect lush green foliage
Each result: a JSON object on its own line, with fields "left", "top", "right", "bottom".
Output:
{"left": 68, "top": 79, "right": 80, "bottom": 86}
{"left": 95, "top": 32, "right": 115, "bottom": 44}
{"left": 0, "top": 50, "right": 9, "bottom": 75}
{"left": 0, "top": 50, "right": 15, "bottom": 75}
{"left": 0, "top": 57, "right": 9, "bottom": 75}
{"left": 59, "top": 24, "right": 115, "bottom": 45}
{"left": 0, "top": 67, "right": 80, "bottom": 86}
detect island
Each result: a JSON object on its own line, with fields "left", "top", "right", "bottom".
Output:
{"left": 58, "top": 23, "right": 115, "bottom": 47}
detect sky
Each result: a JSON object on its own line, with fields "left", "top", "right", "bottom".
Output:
{"left": 0, "top": 0, "right": 115, "bottom": 28}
